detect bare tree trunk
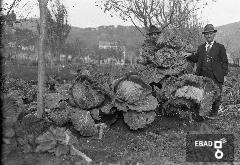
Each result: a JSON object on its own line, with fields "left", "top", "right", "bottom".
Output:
{"left": 36, "top": 0, "right": 48, "bottom": 118}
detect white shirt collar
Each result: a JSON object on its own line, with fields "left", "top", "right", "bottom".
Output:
{"left": 206, "top": 41, "right": 215, "bottom": 47}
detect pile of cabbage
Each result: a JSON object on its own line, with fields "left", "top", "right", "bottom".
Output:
{"left": 2, "top": 66, "right": 221, "bottom": 145}
{"left": 158, "top": 74, "right": 221, "bottom": 120}
{"left": 69, "top": 72, "right": 158, "bottom": 131}
{"left": 36, "top": 71, "right": 158, "bottom": 137}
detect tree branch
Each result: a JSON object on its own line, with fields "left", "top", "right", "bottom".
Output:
{"left": 6, "top": 0, "right": 19, "bottom": 16}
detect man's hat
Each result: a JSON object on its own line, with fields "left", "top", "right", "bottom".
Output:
{"left": 147, "top": 25, "right": 161, "bottom": 35}
{"left": 202, "top": 24, "right": 217, "bottom": 34}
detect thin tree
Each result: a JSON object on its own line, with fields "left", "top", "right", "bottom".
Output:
{"left": 46, "top": 0, "right": 71, "bottom": 61}
{"left": 36, "top": 0, "right": 48, "bottom": 118}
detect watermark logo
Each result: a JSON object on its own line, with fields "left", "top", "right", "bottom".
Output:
{"left": 214, "top": 138, "right": 227, "bottom": 159}
{"left": 186, "top": 134, "right": 234, "bottom": 162}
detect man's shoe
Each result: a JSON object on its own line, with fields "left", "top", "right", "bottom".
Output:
{"left": 205, "top": 113, "right": 218, "bottom": 120}
{"left": 205, "top": 116, "right": 217, "bottom": 120}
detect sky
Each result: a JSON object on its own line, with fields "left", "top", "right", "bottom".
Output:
{"left": 3, "top": 0, "right": 240, "bottom": 28}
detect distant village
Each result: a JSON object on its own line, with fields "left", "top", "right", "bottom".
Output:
{"left": 2, "top": 11, "right": 239, "bottom": 67}
{"left": 2, "top": 10, "right": 140, "bottom": 66}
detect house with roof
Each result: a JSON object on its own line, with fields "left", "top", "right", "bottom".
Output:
{"left": 98, "top": 41, "right": 119, "bottom": 49}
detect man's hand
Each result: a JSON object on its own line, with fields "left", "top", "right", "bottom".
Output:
{"left": 224, "top": 76, "right": 227, "bottom": 82}
{"left": 182, "top": 52, "right": 194, "bottom": 58}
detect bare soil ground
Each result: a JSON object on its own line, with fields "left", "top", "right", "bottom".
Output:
{"left": 2, "top": 64, "right": 240, "bottom": 165}
{"left": 2, "top": 106, "right": 240, "bottom": 165}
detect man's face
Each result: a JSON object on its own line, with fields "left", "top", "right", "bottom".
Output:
{"left": 204, "top": 32, "right": 216, "bottom": 43}
{"left": 150, "top": 33, "right": 160, "bottom": 41}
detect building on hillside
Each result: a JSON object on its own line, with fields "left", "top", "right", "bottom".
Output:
{"left": 8, "top": 42, "right": 16, "bottom": 48}
{"left": 98, "top": 40, "right": 127, "bottom": 64}
{"left": 227, "top": 52, "right": 240, "bottom": 66}
{"left": 227, "top": 53, "right": 234, "bottom": 64}
{"left": 98, "top": 41, "right": 119, "bottom": 49}
{"left": 21, "top": 45, "right": 35, "bottom": 51}
{"left": 60, "top": 54, "right": 73, "bottom": 62}
{"left": 99, "top": 58, "right": 123, "bottom": 65}
{"left": 125, "top": 50, "right": 138, "bottom": 65}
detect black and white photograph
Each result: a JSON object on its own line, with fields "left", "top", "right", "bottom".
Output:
{"left": 1, "top": 0, "right": 240, "bottom": 164}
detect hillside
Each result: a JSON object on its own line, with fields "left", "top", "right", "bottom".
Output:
{"left": 11, "top": 19, "right": 144, "bottom": 50}
{"left": 67, "top": 25, "right": 144, "bottom": 49}
{"left": 14, "top": 18, "right": 39, "bottom": 33}
{"left": 10, "top": 19, "right": 240, "bottom": 55}
{"left": 215, "top": 21, "right": 240, "bottom": 54}
{"left": 67, "top": 21, "right": 240, "bottom": 54}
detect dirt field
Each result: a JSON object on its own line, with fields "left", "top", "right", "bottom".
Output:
{"left": 3, "top": 106, "right": 240, "bottom": 165}
{"left": 2, "top": 64, "right": 240, "bottom": 165}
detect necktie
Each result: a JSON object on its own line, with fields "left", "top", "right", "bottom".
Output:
{"left": 206, "top": 44, "right": 211, "bottom": 53}
{"left": 206, "top": 45, "right": 211, "bottom": 62}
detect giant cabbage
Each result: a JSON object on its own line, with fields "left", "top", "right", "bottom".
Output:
{"left": 112, "top": 73, "right": 158, "bottom": 129}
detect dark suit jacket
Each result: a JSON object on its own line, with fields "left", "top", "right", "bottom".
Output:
{"left": 187, "top": 41, "right": 228, "bottom": 83}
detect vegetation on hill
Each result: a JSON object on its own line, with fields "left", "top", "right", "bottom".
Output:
{"left": 66, "top": 21, "right": 240, "bottom": 56}
{"left": 216, "top": 21, "right": 240, "bottom": 53}
{"left": 67, "top": 25, "right": 144, "bottom": 50}
{"left": 216, "top": 21, "right": 240, "bottom": 62}
{"left": 4, "top": 19, "right": 240, "bottom": 64}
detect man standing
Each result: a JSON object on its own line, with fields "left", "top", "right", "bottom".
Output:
{"left": 139, "top": 25, "right": 162, "bottom": 65}
{"left": 187, "top": 24, "right": 229, "bottom": 118}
